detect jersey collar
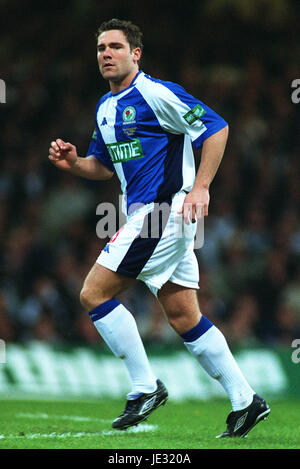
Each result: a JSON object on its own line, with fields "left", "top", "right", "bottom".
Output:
{"left": 111, "top": 70, "right": 144, "bottom": 98}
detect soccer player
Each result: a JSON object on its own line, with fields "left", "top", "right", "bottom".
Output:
{"left": 48, "top": 19, "right": 270, "bottom": 437}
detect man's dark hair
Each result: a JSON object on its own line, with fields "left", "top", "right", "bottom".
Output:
{"left": 96, "top": 19, "right": 143, "bottom": 53}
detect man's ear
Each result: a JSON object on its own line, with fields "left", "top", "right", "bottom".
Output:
{"left": 132, "top": 47, "right": 142, "bottom": 64}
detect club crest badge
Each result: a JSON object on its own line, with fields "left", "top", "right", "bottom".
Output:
{"left": 122, "top": 106, "right": 136, "bottom": 124}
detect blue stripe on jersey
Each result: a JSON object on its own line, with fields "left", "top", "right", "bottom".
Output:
{"left": 155, "top": 133, "right": 184, "bottom": 203}
{"left": 116, "top": 203, "right": 171, "bottom": 278}
{"left": 115, "top": 88, "right": 180, "bottom": 210}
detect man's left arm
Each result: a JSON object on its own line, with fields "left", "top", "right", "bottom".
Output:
{"left": 179, "top": 125, "right": 229, "bottom": 223}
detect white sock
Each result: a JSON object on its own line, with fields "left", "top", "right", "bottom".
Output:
{"left": 184, "top": 324, "right": 255, "bottom": 411}
{"left": 89, "top": 299, "right": 157, "bottom": 399}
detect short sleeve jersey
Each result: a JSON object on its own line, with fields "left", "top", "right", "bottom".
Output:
{"left": 87, "top": 71, "right": 227, "bottom": 214}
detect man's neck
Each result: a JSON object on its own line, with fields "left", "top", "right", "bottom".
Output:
{"left": 109, "top": 68, "right": 139, "bottom": 94}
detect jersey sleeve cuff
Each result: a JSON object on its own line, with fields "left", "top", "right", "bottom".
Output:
{"left": 192, "top": 120, "right": 228, "bottom": 149}
{"left": 86, "top": 152, "right": 115, "bottom": 173}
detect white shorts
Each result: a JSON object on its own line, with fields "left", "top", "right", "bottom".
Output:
{"left": 96, "top": 191, "right": 200, "bottom": 296}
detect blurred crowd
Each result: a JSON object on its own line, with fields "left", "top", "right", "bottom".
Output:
{"left": 0, "top": 0, "right": 299, "bottom": 348}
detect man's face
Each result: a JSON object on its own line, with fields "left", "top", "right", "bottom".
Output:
{"left": 97, "top": 29, "right": 140, "bottom": 83}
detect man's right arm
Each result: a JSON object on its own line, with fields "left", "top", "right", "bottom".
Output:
{"left": 48, "top": 138, "right": 114, "bottom": 180}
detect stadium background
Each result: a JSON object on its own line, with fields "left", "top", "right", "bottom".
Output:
{"left": 0, "top": 0, "right": 299, "bottom": 402}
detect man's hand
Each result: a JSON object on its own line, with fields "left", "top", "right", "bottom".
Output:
{"left": 178, "top": 187, "right": 210, "bottom": 224}
{"left": 178, "top": 126, "right": 228, "bottom": 224}
{"left": 48, "top": 139, "right": 114, "bottom": 181}
{"left": 48, "top": 138, "right": 78, "bottom": 171}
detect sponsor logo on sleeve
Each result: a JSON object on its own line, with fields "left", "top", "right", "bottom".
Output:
{"left": 183, "top": 104, "right": 206, "bottom": 124}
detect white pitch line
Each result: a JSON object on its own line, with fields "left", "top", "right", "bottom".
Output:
{"left": 102, "top": 424, "right": 158, "bottom": 436}
{"left": 0, "top": 424, "right": 158, "bottom": 440}
{"left": 16, "top": 412, "right": 111, "bottom": 423}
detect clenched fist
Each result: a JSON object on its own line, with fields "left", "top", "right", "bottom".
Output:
{"left": 48, "top": 139, "right": 78, "bottom": 171}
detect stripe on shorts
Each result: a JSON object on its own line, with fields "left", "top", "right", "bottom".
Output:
{"left": 116, "top": 202, "right": 171, "bottom": 278}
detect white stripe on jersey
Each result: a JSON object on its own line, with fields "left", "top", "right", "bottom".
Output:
{"left": 134, "top": 73, "right": 199, "bottom": 192}
{"left": 134, "top": 73, "right": 207, "bottom": 141}
{"left": 97, "top": 95, "right": 128, "bottom": 213}
{"left": 181, "top": 134, "right": 195, "bottom": 192}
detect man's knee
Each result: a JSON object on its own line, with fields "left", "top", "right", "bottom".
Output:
{"left": 79, "top": 264, "right": 135, "bottom": 312}
{"left": 80, "top": 277, "right": 113, "bottom": 311}
{"left": 165, "top": 309, "right": 202, "bottom": 335}
{"left": 79, "top": 285, "right": 107, "bottom": 312}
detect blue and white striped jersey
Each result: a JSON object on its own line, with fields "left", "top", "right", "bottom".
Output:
{"left": 87, "top": 71, "right": 227, "bottom": 214}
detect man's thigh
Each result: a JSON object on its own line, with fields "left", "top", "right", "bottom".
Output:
{"left": 81, "top": 263, "right": 136, "bottom": 310}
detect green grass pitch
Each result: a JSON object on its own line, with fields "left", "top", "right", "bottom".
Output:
{"left": 0, "top": 398, "right": 299, "bottom": 449}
